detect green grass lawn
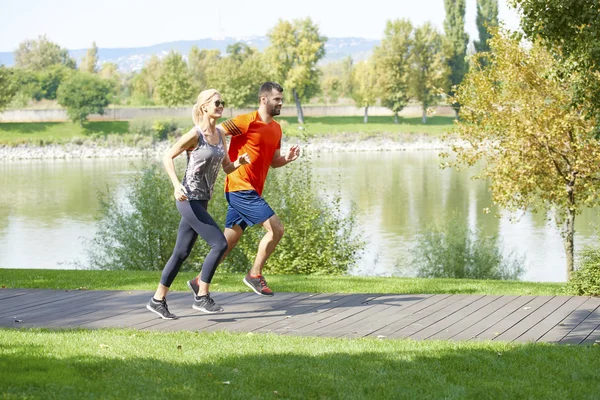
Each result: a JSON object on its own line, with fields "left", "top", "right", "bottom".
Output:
{"left": 0, "top": 116, "right": 455, "bottom": 145}
{"left": 0, "top": 121, "right": 129, "bottom": 145}
{"left": 1, "top": 269, "right": 563, "bottom": 296}
{"left": 1, "top": 328, "right": 598, "bottom": 399}
{"left": 280, "top": 115, "right": 455, "bottom": 136}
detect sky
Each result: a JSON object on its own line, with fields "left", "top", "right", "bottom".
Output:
{"left": 0, "top": 0, "right": 520, "bottom": 52}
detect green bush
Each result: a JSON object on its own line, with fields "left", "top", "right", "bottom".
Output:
{"left": 87, "top": 156, "right": 364, "bottom": 275}
{"left": 564, "top": 245, "right": 600, "bottom": 296}
{"left": 128, "top": 118, "right": 154, "bottom": 137}
{"left": 87, "top": 160, "right": 202, "bottom": 271}
{"left": 128, "top": 118, "right": 188, "bottom": 142}
{"left": 411, "top": 214, "right": 524, "bottom": 280}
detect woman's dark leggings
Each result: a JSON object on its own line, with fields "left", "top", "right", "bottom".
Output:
{"left": 160, "top": 200, "right": 228, "bottom": 287}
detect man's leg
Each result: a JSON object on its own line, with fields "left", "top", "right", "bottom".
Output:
{"left": 220, "top": 225, "right": 244, "bottom": 263}
{"left": 251, "top": 215, "right": 284, "bottom": 276}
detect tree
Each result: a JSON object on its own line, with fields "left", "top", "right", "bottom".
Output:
{"left": 409, "top": 23, "right": 451, "bottom": 123}
{"left": 444, "top": 0, "right": 469, "bottom": 117}
{"left": 57, "top": 71, "right": 112, "bottom": 125}
{"left": 14, "top": 35, "right": 76, "bottom": 70}
{"left": 320, "top": 57, "right": 353, "bottom": 104}
{"left": 0, "top": 66, "right": 19, "bottom": 111}
{"left": 510, "top": 0, "right": 600, "bottom": 127}
{"left": 188, "top": 47, "right": 221, "bottom": 94}
{"left": 373, "top": 19, "right": 413, "bottom": 124}
{"left": 155, "top": 52, "right": 194, "bottom": 107}
{"left": 37, "top": 64, "right": 70, "bottom": 100}
{"left": 206, "top": 44, "right": 267, "bottom": 108}
{"left": 79, "top": 42, "right": 99, "bottom": 73}
{"left": 474, "top": 0, "right": 499, "bottom": 54}
{"left": 130, "top": 55, "right": 162, "bottom": 105}
{"left": 266, "top": 18, "right": 327, "bottom": 124}
{"left": 350, "top": 60, "right": 378, "bottom": 123}
{"left": 446, "top": 30, "right": 600, "bottom": 279}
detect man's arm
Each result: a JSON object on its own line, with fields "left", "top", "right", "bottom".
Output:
{"left": 271, "top": 144, "right": 301, "bottom": 168}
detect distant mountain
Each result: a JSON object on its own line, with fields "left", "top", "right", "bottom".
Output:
{"left": 0, "top": 36, "right": 379, "bottom": 72}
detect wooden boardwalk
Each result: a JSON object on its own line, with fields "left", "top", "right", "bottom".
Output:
{"left": 1, "top": 288, "right": 599, "bottom": 345}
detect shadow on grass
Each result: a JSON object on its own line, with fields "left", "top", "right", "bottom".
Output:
{"left": 0, "top": 332, "right": 598, "bottom": 399}
{"left": 0, "top": 122, "right": 59, "bottom": 135}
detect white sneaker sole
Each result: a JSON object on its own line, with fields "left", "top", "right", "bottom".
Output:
{"left": 192, "top": 304, "right": 223, "bottom": 314}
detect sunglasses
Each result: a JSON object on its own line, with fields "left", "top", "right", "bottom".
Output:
{"left": 214, "top": 100, "right": 225, "bottom": 107}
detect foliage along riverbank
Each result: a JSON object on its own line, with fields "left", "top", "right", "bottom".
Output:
{"left": 0, "top": 116, "right": 456, "bottom": 159}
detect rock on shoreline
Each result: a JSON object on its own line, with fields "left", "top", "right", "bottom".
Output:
{"left": 0, "top": 135, "right": 454, "bottom": 160}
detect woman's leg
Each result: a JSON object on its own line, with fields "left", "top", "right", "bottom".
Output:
{"left": 177, "top": 200, "right": 228, "bottom": 295}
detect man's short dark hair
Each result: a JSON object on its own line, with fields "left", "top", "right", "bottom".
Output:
{"left": 258, "top": 82, "right": 283, "bottom": 99}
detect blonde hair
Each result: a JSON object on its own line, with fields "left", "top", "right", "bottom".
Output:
{"left": 192, "top": 89, "right": 220, "bottom": 126}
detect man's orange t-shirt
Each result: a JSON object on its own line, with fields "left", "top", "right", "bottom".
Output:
{"left": 221, "top": 111, "right": 282, "bottom": 196}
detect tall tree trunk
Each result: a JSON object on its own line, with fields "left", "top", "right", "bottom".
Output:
{"left": 293, "top": 89, "right": 304, "bottom": 124}
{"left": 422, "top": 105, "right": 427, "bottom": 124}
{"left": 393, "top": 112, "right": 399, "bottom": 124}
{"left": 564, "top": 175, "right": 576, "bottom": 280}
{"left": 363, "top": 106, "right": 369, "bottom": 123}
{"left": 564, "top": 208, "right": 575, "bottom": 280}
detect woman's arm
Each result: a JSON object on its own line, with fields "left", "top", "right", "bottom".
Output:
{"left": 163, "top": 127, "right": 198, "bottom": 200}
{"left": 219, "top": 128, "right": 250, "bottom": 174}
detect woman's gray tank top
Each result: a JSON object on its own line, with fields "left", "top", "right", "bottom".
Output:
{"left": 182, "top": 127, "right": 225, "bottom": 201}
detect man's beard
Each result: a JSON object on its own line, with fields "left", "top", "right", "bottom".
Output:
{"left": 267, "top": 102, "right": 281, "bottom": 116}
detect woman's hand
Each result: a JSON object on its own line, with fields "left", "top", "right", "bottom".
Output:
{"left": 237, "top": 153, "right": 251, "bottom": 166}
{"left": 174, "top": 184, "right": 188, "bottom": 201}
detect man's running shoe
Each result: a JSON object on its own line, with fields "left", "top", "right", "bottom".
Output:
{"left": 243, "top": 273, "right": 274, "bottom": 296}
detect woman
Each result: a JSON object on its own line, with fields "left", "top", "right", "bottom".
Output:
{"left": 146, "top": 89, "right": 250, "bottom": 319}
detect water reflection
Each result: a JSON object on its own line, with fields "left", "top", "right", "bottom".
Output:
{"left": 1, "top": 152, "right": 598, "bottom": 281}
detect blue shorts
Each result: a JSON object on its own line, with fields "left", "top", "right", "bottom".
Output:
{"left": 225, "top": 190, "right": 275, "bottom": 230}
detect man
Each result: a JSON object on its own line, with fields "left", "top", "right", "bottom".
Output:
{"left": 216, "top": 82, "right": 300, "bottom": 296}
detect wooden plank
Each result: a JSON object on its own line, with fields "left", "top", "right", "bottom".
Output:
{"left": 0, "top": 289, "right": 29, "bottom": 301}
{"left": 494, "top": 296, "right": 571, "bottom": 342}
{"left": 513, "top": 296, "right": 589, "bottom": 343}
{"left": 428, "top": 296, "right": 518, "bottom": 340}
{"left": 560, "top": 303, "right": 600, "bottom": 345}
{"left": 366, "top": 294, "right": 462, "bottom": 338}
{"left": 581, "top": 324, "right": 600, "bottom": 346}
{"left": 283, "top": 294, "right": 383, "bottom": 337}
{"left": 254, "top": 293, "right": 369, "bottom": 334}
{"left": 332, "top": 294, "right": 433, "bottom": 338}
{"left": 309, "top": 296, "right": 395, "bottom": 337}
{"left": 450, "top": 296, "right": 535, "bottom": 341}
{"left": 169, "top": 292, "right": 309, "bottom": 333}
{"left": 48, "top": 291, "right": 156, "bottom": 328}
{"left": 222, "top": 293, "right": 336, "bottom": 333}
{"left": 389, "top": 295, "right": 485, "bottom": 339}
{"left": 5, "top": 291, "right": 118, "bottom": 328}
{"left": 109, "top": 292, "right": 243, "bottom": 330}
{"left": 408, "top": 295, "right": 501, "bottom": 341}
{"left": 0, "top": 289, "right": 85, "bottom": 318}
{"left": 537, "top": 297, "right": 600, "bottom": 343}
{"left": 470, "top": 296, "right": 554, "bottom": 341}
{"left": 140, "top": 292, "right": 295, "bottom": 332}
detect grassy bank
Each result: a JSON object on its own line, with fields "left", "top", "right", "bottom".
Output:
{"left": 0, "top": 121, "right": 130, "bottom": 145}
{"left": 1, "top": 269, "right": 563, "bottom": 296}
{"left": 1, "top": 329, "right": 598, "bottom": 399}
{"left": 0, "top": 116, "right": 454, "bottom": 146}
